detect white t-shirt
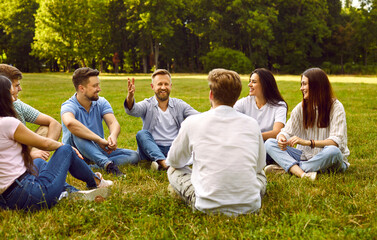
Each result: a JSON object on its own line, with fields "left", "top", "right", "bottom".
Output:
{"left": 166, "top": 106, "right": 266, "bottom": 216}
{"left": 234, "top": 96, "right": 287, "bottom": 133}
{"left": 152, "top": 107, "right": 179, "bottom": 146}
{"left": 0, "top": 117, "right": 27, "bottom": 194}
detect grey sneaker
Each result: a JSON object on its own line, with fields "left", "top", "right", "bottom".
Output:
{"left": 264, "top": 164, "right": 285, "bottom": 174}
{"left": 68, "top": 188, "right": 111, "bottom": 201}
{"left": 301, "top": 172, "right": 317, "bottom": 181}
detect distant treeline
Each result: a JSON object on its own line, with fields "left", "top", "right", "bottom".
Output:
{"left": 1, "top": 0, "right": 376, "bottom": 74}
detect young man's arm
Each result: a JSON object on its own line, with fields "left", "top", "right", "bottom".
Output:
{"left": 103, "top": 113, "right": 121, "bottom": 151}
{"left": 62, "top": 112, "right": 109, "bottom": 152}
{"left": 33, "top": 113, "right": 62, "bottom": 140}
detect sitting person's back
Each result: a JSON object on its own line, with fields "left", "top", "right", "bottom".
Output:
{"left": 166, "top": 69, "right": 266, "bottom": 216}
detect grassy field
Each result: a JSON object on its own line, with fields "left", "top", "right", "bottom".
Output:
{"left": 1, "top": 72, "right": 376, "bottom": 239}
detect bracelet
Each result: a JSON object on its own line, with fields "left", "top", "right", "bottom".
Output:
{"left": 310, "top": 140, "right": 314, "bottom": 149}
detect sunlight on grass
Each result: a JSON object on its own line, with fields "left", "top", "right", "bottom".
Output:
{"left": 2, "top": 73, "right": 377, "bottom": 239}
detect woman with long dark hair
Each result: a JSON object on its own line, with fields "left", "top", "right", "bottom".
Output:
{"left": 0, "top": 75, "right": 112, "bottom": 210}
{"left": 234, "top": 68, "right": 287, "bottom": 164}
{"left": 265, "top": 68, "right": 350, "bottom": 180}
{"left": 234, "top": 68, "right": 288, "bottom": 141}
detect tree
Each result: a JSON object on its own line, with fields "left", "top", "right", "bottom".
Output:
{"left": 33, "top": 0, "right": 111, "bottom": 71}
{"left": 125, "top": 0, "right": 184, "bottom": 72}
{"left": 0, "top": 0, "right": 39, "bottom": 71}
{"left": 273, "top": 0, "right": 331, "bottom": 73}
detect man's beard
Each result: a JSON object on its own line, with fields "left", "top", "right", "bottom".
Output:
{"left": 85, "top": 93, "right": 99, "bottom": 101}
{"left": 155, "top": 91, "right": 169, "bottom": 102}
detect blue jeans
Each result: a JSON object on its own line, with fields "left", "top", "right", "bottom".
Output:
{"left": 33, "top": 158, "right": 78, "bottom": 193}
{"left": 0, "top": 145, "right": 97, "bottom": 210}
{"left": 265, "top": 139, "right": 348, "bottom": 173}
{"left": 136, "top": 130, "right": 171, "bottom": 162}
{"left": 67, "top": 134, "right": 139, "bottom": 168}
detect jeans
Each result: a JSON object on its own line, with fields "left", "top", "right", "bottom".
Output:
{"left": 67, "top": 134, "right": 139, "bottom": 168}
{"left": 33, "top": 158, "right": 78, "bottom": 193}
{"left": 265, "top": 139, "right": 348, "bottom": 173}
{"left": 136, "top": 130, "right": 171, "bottom": 162}
{"left": 0, "top": 145, "right": 97, "bottom": 210}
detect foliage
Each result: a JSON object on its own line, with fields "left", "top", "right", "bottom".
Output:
{"left": 32, "top": 0, "right": 110, "bottom": 71}
{"left": 201, "top": 47, "right": 253, "bottom": 73}
{"left": 2, "top": 0, "right": 377, "bottom": 73}
{"left": 0, "top": 0, "right": 40, "bottom": 71}
{"left": 1, "top": 73, "right": 376, "bottom": 239}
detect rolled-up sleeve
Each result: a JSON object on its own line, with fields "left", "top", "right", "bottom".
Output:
{"left": 124, "top": 98, "right": 148, "bottom": 118}
{"left": 327, "top": 101, "right": 347, "bottom": 152}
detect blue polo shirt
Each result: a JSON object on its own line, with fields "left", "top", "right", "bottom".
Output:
{"left": 61, "top": 93, "right": 113, "bottom": 144}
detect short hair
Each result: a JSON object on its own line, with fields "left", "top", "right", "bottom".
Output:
{"left": 208, "top": 68, "right": 242, "bottom": 106}
{"left": 72, "top": 67, "right": 100, "bottom": 90}
{"left": 151, "top": 69, "right": 171, "bottom": 83}
{"left": 0, "top": 64, "right": 22, "bottom": 82}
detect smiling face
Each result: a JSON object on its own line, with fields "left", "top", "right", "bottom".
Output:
{"left": 248, "top": 73, "right": 263, "bottom": 98}
{"left": 82, "top": 76, "right": 101, "bottom": 101}
{"left": 11, "top": 79, "right": 22, "bottom": 100}
{"left": 151, "top": 74, "right": 171, "bottom": 102}
{"left": 300, "top": 75, "right": 309, "bottom": 100}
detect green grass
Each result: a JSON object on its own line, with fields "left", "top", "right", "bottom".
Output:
{"left": 1, "top": 73, "right": 376, "bottom": 239}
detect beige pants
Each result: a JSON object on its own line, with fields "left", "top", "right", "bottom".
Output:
{"left": 167, "top": 166, "right": 196, "bottom": 210}
{"left": 167, "top": 166, "right": 267, "bottom": 211}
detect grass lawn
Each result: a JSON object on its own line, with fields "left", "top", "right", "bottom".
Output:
{"left": 1, "top": 72, "right": 376, "bottom": 239}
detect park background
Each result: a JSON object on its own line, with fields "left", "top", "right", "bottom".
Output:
{"left": 1, "top": 0, "right": 377, "bottom": 75}
{"left": 1, "top": 0, "right": 377, "bottom": 239}
{"left": 0, "top": 72, "right": 376, "bottom": 239}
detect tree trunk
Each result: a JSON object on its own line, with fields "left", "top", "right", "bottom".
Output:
{"left": 154, "top": 43, "right": 159, "bottom": 69}
{"left": 143, "top": 55, "right": 148, "bottom": 73}
{"left": 100, "top": 60, "right": 104, "bottom": 73}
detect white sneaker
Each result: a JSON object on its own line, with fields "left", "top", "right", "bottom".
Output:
{"left": 264, "top": 164, "right": 285, "bottom": 174}
{"left": 95, "top": 172, "right": 114, "bottom": 188}
{"left": 69, "top": 188, "right": 111, "bottom": 201}
{"left": 301, "top": 172, "right": 317, "bottom": 181}
{"left": 151, "top": 161, "right": 159, "bottom": 171}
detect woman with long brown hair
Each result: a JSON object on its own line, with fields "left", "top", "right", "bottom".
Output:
{"left": 234, "top": 68, "right": 287, "bottom": 164}
{"left": 0, "top": 75, "right": 112, "bottom": 210}
{"left": 265, "top": 68, "right": 350, "bottom": 180}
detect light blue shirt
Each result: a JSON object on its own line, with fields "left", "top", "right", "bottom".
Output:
{"left": 124, "top": 96, "right": 199, "bottom": 133}
{"left": 61, "top": 94, "right": 113, "bottom": 144}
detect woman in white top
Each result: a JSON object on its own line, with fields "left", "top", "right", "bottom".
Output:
{"left": 265, "top": 68, "right": 350, "bottom": 180}
{"left": 0, "top": 76, "right": 112, "bottom": 210}
{"left": 234, "top": 68, "right": 287, "bottom": 164}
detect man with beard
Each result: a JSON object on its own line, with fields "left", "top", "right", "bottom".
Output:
{"left": 124, "top": 69, "right": 199, "bottom": 171}
{"left": 61, "top": 67, "right": 139, "bottom": 177}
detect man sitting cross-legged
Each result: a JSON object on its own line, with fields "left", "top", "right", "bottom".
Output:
{"left": 124, "top": 69, "right": 199, "bottom": 171}
{"left": 166, "top": 69, "right": 267, "bottom": 216}
{"left": 61, "top": 67, "right": 139, "bottom": 177}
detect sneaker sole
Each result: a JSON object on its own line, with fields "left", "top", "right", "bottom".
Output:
{"left": 69, "top": 188, "right": 111, "bottom": 201}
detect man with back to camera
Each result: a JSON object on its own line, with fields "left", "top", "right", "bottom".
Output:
{"left": 61, "top": 67, "right": 139, "bottom": 177}
{"left": 124, "top": 69, "right": 199, "bottom": 171}
{"left": 166, "top": 68, "right": 267, "bottom": 216}
{"left": 0, "top": 64, "right": 61, "bottom": 160}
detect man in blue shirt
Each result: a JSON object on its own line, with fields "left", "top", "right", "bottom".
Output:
{"left": 124, "top": 69, "right": 199, "bottom": 171}
{"left": 61, "top": 67, "right": 139, "bottom": 176}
